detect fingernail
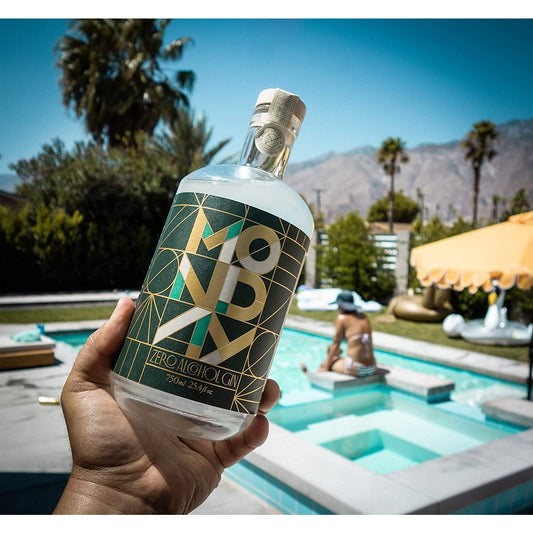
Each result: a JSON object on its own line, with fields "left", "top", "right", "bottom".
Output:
{"left": 110, "top": 298, "right": 126, "bottom": 319}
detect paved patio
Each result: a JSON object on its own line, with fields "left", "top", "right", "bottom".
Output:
{"left": 0, "top": 320, "right": 280, "bottom": 515}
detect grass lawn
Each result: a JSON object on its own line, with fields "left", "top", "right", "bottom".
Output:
{"left": 0, "top": 301, "right": 529, "bottom": 364}
{"left": 0, "top": 305, "right": 116, "bottom": 324}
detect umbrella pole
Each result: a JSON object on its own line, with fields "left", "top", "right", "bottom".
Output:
{"left": 527, "top": 333, "right": 533, "bottom": 400}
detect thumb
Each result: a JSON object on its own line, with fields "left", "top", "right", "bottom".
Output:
{"left": 70, "top": 297, "right": 135, "bottom": 387}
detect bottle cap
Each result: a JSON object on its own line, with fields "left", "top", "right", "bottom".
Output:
{"left": 255, "top": 88, "right": 306, "bottom": 124}
{"left": 252, "top": 88, "right": 305, "bottom": 157}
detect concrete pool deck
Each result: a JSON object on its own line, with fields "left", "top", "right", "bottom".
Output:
{"left": 1, "top": 298, "right": 532, "bottom": 514}
{"left": 0, "top": 321, "right": 280, "bottom": 515}
{"left": 0, "top": 290, "right": 140, "bottom": 309}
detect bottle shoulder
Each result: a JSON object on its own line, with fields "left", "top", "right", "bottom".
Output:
{"left": 179, "top": 165, "right": 314, "bottom": 236}
{"left": 184, "top": 164, "right": 277, "bottom": 183}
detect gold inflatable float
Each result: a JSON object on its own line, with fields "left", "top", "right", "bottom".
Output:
{"left": 385, "top": 285, "right": 453, "bottom": 323}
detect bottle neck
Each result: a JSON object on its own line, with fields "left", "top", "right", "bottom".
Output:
{"left": 237, "top": 107, "right": 302, "bottom": 180}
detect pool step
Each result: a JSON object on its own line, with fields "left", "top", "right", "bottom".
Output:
{"left": 306, "top": 368, "right": 385, "bottom": 390}
{"left": 481, "top": 397, "right": 533, "bottom": 428}
{"left": 382, "top": 365, "right": 455, "bottom": 402}
{"left": 307, "top": 365, "right": 454, "bottom": 402}
{"left": 299, "top": 409, "right": 489, "bottom": 460}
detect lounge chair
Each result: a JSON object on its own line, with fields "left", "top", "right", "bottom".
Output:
{"left": 0, "top": 334, "right": 56, "bottom": 370}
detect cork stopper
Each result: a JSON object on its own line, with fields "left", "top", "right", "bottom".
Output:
{"left": 252, "top": 88, "right": 306, "bottom": 157}
{"left": 254, "top": 88, "right": 306, "bottom": 125}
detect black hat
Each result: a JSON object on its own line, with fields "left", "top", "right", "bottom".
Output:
{"left": 332, "top": 290, "right": 360, "bottom": 312}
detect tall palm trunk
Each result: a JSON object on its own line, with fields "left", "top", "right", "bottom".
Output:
{"left": 461, "top": 121, "right": 499, "bottom": 227}
{"left": 375, "top": 137, "right": 409, "bottom": 234}
{"left": 472, "top": 162, "right": 481, "bottom": 226}
{"left": 388, "top": 169, "right": 395, "bottom": 233}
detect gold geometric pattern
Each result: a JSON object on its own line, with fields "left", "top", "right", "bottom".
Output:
{"left": 113, "top": 192, "right": 310, "bottom": 415}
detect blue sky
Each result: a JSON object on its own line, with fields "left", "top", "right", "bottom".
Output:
{"left": 1, "top": 17, "right": 533, "bottom": 176}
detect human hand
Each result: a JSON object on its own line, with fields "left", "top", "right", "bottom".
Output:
{"left": 54, "top": 298, "right": 280, "bottom": 514}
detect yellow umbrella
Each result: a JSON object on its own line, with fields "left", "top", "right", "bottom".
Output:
{"left": 410, "top": 211, "right": 533, "bottom": 294}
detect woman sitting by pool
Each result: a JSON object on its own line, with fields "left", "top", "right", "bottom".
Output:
{"left": 301, "top": 290, "right": 377, "bottom": 377}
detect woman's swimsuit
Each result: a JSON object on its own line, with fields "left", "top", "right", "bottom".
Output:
{"left": 344, "top": 358, "right": 376, "bottom": 376}
{"left": 327, "top": 357, "right": 341, "bottom": 371}
{"left": 344, "top": 332, "right": 376, "bottom": 376}
{"left": 346, "top": 332, "right": 369, "bottom": 345}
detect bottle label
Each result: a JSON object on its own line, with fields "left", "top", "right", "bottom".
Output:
{"left": 113, "top": 192, "right": 310, "bottom": 415}
{"left": 255, "top": 125, "right": 285, "bottom": 156}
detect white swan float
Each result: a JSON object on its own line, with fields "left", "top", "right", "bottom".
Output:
{"left": 442, "top": 288, "right": 532, "bottom": 346}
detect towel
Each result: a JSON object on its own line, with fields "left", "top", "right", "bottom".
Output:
{"left": 10, "top": 329, "right": 42, "bottom": 342}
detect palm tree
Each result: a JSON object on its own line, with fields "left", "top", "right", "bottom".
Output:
{"left": 461, "top": 120, "right": 499, "bottom": 226}
{"left": 500, "top": 188, "right": 531, "bottom": 220}
{"left": 375, "top": 137, "right": 409, "bottom": 232}
{"left": 153, "top": 108, "right": 232, "bottom": 179}
{"left": 55, "top": 19, "right": 195, "bottom": 147}
{"left": 491, "top": 194, "right": 506, "bottom": 222}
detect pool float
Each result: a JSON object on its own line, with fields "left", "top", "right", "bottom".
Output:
{"left": 386, "top": 285, "right": 453, "bottom": 323}
{"left": 460, "top": 317, "right": 532, "bottom": 346}
{"left": 295, "top": 287, "right": 382, "bottom": 312}
{"left": 442, "top": 314, "right": 465, "bottom": 337}
{"left": 444, "top": 289, "right": 532, "bottom": 346}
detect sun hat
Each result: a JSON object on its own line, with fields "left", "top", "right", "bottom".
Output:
{"left": 331, "top": 290, "right": 361, "bottom": 312}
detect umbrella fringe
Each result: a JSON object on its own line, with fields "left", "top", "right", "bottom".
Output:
{"left": 415, "top": 267, "right": 532, "bottom": 292}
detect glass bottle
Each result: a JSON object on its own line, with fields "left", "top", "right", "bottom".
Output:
{"left": 111, "top": 88, "right": 313, "bottom": 440}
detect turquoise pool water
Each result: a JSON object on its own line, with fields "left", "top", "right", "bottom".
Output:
{"left": 52, "top": 330, "right": 92, "bottom": 351}
{"left": 267, "top": 386, "right": 522, "bottom": 475}
{"left": 52, "top": 330, "right": 92, "bottom": 350}
{"left": 271, "top": 329, "right": 526, "bottom": 406}
{"left": 51, "top": 327, "right": 526, "bottom": 407}
{"left": 267, "top": 329, "right": 525, "bottom": 474}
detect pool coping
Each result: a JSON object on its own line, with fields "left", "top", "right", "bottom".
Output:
{"left": 246, "top": 421, "right": 533, "bottom": 514}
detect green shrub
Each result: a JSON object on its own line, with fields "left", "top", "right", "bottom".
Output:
{"left": 4, "top": 136, "right": 178, "bottom": 291}
{"left": 317, "top": 211, "right": 396, "bottom": 303}
{"left": 0, "top": 204, "right": 84, "bottom": 291}
{"left": 367, "top": 190, "right": 419, "bottom": 223}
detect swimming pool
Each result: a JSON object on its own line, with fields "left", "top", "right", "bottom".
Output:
{"left": 51, "top": 326, "right": 526, "bottom": 407}
{"left": 265, "top": 328, "right": 526, "bottom": 474}
{"left": 268, "top": 384, "right": 522, "bottom": 474}
{"left": 270, "top": 329, "right": 526, "bottom": 406}
{"left": 50, "top": 325, "right": 531, "bottom": 508}
{"left": 50, "top": 327, "right": 526, "bottom": 407}
{"left": 51, "top": 330, "right": 91, "bottom": 351}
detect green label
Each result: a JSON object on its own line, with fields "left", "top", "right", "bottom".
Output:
{"left": 114, "top": 192, "right": 310, "bottom": 415}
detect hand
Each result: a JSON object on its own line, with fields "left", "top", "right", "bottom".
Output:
{"left": 54, "top": 298, "right": 280, "bottom": 514}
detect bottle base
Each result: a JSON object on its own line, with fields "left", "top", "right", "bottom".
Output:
{"left": 110, "top": 372, "right": 253, "bottom": 441}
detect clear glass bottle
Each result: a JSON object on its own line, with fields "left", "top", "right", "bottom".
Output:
{"left": 111, "top": 88, "right": 313, "bottom": 440}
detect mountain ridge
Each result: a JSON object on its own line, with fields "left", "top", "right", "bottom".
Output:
{"left": 2, "top": 118, "right": 532, "bottom": 223}
{"left": 285, "top": 118, "right": 533, "bottom": 223}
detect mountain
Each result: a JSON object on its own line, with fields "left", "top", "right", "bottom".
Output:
{"left": 2, "top": 119, "right": 531, "bottom": 223}
{"left": 285, "top": 118, "right": 533, "bottom": 224}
